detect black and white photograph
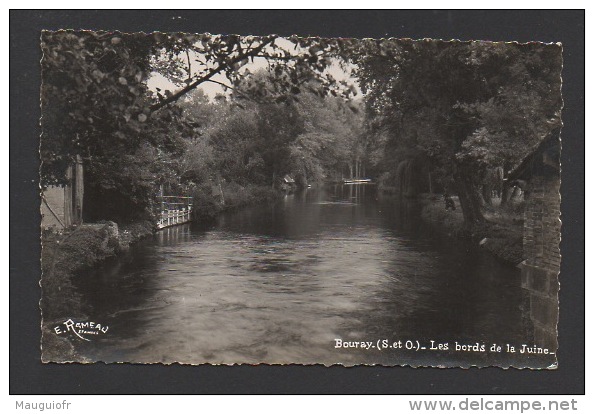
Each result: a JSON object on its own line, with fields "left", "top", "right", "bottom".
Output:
{"left": 38, "top": 31, "right": 563, "bottom": 369}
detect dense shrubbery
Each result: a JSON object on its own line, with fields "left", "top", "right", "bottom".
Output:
{"left": 420, "top": 195, "right": 466, "bottom": 238}
{"left": 41, "top": 225, "right": 116, "bottom": 321}
{"left": 41, "top": 221, "right": 154, "bottom": 321}
{"left": 357, "top": 40, "right": 562, "bottom": 224}
{"left": 191, "top": 181, "right": 280, "bottom": 219}
{"left": 420, "top": 194, "right": 525, "bottom": 265}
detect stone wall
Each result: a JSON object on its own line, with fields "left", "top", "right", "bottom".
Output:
{"left": 520, "top": 174, "right": 561, "bottom": 352}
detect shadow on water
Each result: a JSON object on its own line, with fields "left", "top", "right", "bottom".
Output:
{"left": 73, "top": 185, "right": 553, "bottom": 367}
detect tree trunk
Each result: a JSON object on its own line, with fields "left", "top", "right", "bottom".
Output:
{"left": 455, "top": 172, "right": 485, "bottom": 224}
{"left": 500, "top": 181, "right": 512, "bottom": 207}
{"left": 481, "top": 184, "right": 493, "bottom": 206}
{"left": 74, "top": 154, "right": 84, "bottom": 225}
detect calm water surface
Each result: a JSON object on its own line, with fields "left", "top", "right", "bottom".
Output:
{"left": 75, "top": 185, "right": 549, "bottom": 366}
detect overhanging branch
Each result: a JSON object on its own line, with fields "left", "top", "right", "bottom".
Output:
{"left": 150, "top": 36, "right": 277, "bottom": 112}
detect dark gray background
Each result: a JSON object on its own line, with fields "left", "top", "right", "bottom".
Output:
{"left": 10, "top": 9, "right": 585, "bottom": 394}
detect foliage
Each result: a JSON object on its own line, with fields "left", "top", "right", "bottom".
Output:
{"left": 41, "top": 31, "right": 192, "bottom": 221}
{"left": 290, "top": 91, "right": 364, "bottom": 182}
{"left": 41, "top": 32, "right": 561, "bottom": 226}
{"left": 354, "top": 40, "right": 562, "bottom": 223}
{"left": 149, "top": 34, "right": 358, "bottom": 110}
{"left": 175, "top": 70, "right": 365, "bottom": 189}
{"left": 191, "top": 181, "right": 279, "bottom": 219}
{"left": 40, "top": 32, "right": 359, "bottom": 222}
{"left": 41, "top": 31, "right": 154, "bottom": 186}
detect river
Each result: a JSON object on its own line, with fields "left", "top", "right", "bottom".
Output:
{"left": 74, "top": 184, "right": 553, "bottom": 367}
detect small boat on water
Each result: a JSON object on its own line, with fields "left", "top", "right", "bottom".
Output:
{"left": 343, "top": 178, "right": 373, "bottom": 184}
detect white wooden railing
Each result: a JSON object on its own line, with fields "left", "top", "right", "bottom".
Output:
{"left": 156, "top": 196, "right": 193, "bottom": 229}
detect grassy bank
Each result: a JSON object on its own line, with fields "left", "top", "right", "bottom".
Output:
{"left": 191, "top": 182, "right": 282, "bottom": 220}
{"left": 40, "top": 220, "right": 154, "bottom": 361}
{"left": 41, "top": 220, "right": 154, "bottom": 318}
{"left": 419, "top": 194, "right": 525, "bottom": 266}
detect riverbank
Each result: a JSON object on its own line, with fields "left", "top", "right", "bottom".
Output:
{"left": 419, "top": 194, "right": 525, "bottom": 266}
{"left": 191, "top": 182, "right": 282, "bottom": 220}
{"left": 41, "top": 220, "right": 154, "bottom": 361}
{"left": 42, "top": 222, "right": 149, "bottom": 312}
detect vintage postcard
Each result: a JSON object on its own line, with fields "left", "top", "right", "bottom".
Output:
{"left": 40, "top": 32, "right": 562, "bottom": 368}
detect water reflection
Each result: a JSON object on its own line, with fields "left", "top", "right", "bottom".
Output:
{"left": 75, "top": 186, "right": 552, "bottom": 367}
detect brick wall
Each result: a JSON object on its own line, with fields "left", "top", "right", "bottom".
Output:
{"left": 520, "top": 173, "right": 561, "bottom": 352}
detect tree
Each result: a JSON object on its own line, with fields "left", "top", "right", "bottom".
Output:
{"left": 40, "top": 32, "right": 358, "bottom": 222}
{"left": 290, "top": 89, "right": 364, "bottom": 183}
{"left": 354, "top": 40, "right": 562, "bottom": 224}
{"left": 41, "top": 31, "right": 190, "bottom": 221}
{"left": 149, "top": 34, "right": 357, "bottom": 111}
{"left": 41, "top": 31, "right": 155, "bottom": 186}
